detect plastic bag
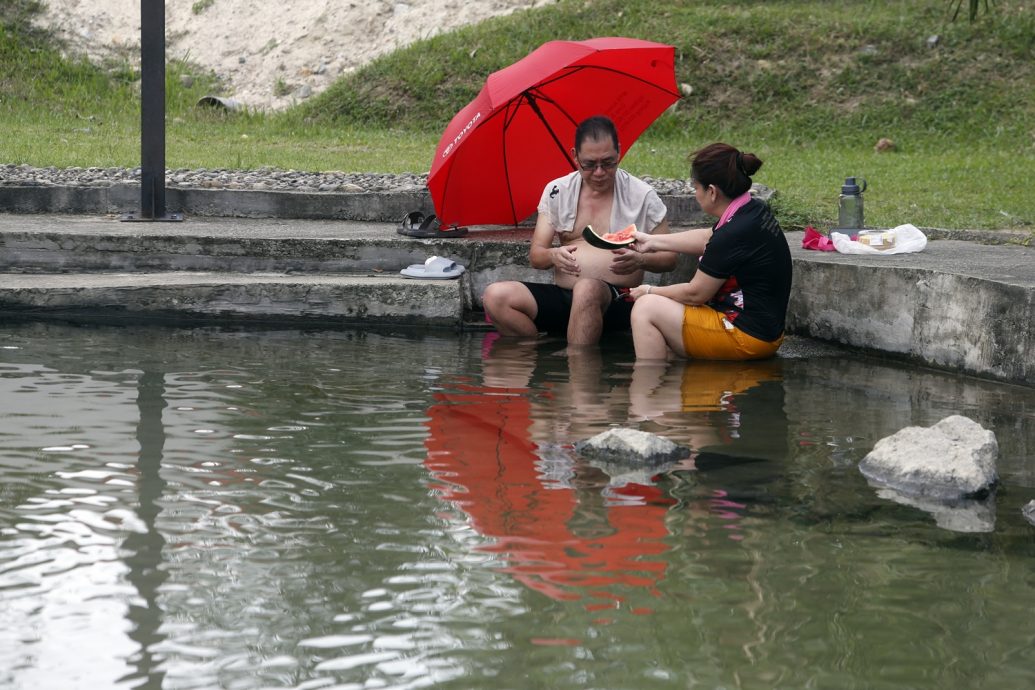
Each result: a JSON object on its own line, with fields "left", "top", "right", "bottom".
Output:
{"left": 831, "top": 223, "right": 927, "bottom": 255}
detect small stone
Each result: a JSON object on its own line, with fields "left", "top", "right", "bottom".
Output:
{"left": 575, "top": 428, "right": 689, "bottom": 464}
{"left": 679, "top": 82, "right": 693, "bottom": 97}
{"left": 1023, "top": 500, "right": 1035, "bottom": 527}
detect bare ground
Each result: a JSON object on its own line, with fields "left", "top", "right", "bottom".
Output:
{"left": 35, "top": 0, "right": 554, "bottom": 111}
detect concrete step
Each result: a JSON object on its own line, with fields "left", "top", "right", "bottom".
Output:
{"left": 0, "top": 271, "right": 467, "bottom": 328}
{"left": 0, "top": 215, "right": 533, "bottom": 274}
{"left": 0, "top": 215, "right": 557, "bottom": 320}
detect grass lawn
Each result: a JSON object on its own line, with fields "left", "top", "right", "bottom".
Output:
{"left": 1, "top": 0, "right": 1033, "bottom": 232}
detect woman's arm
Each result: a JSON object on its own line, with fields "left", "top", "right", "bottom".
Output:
{"left": 632, "top": 227, "right": 713, "bottom": 256}
{"left": 637, "top": 219, "right": 679, "bottom": 272}
{"left": 630, "top": 270, "right": 725, "bottom": 305}
{"left": 610, "top": 219, "right": 679, "bottom": 275}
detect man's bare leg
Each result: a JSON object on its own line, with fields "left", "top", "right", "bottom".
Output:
{"left": 567, "top": 278, "right": 612, "bottom": 345}
{"left": 482, "top": 281, "right": 539, "bottom": 337}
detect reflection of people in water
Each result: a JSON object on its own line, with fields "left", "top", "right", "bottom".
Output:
{"left": 423, "top": 336, "right": 672, "bottom": 610}
{"left": 422, "top": 335, "right": 789, "bottom": 606}
{"left": 630, "top": 357, "right": 788, "bottom": 543}
{"left": 629, "top": 358, "right": 785, "bottom": 459}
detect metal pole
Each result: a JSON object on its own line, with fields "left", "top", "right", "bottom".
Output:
{"left": 123, "top": 0, "right": 181, "bottom": 221}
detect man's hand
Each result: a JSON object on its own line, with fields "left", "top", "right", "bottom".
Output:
{"left": 609, "top": 247, "right": 644, "bottom": 276}
{"left": 552, "top": 244, "right": 580, "bottom": 276}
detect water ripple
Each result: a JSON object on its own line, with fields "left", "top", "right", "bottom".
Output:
{"left": 2, "top": 325, "right": 1035, "bottom": 689}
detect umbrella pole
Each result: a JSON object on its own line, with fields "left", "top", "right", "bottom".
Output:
{"left": 500, "top": 93, "right": 578, "bottom": 225}
{"left": 516, "top": 93, "right": 576, "bottom": 224}
{"left": 525, "top": 93, "right": 577, "bottom": 172}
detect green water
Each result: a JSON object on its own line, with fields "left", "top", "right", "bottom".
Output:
{"left": 1, "top": 322, "right": 1034, "bottom": 689}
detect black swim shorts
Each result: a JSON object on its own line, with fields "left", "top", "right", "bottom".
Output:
{"left": 522, "top": 281, "right": 634, "bottom": 336}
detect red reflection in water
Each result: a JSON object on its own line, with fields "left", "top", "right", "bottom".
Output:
{"left": 424, "top": 383, "right": 672, "bottom": 608}
{"left": 423, "top": 341, "right": 785, "bottom": 612}
{"left": 530, "top": 638, "right": 582, "bottom": 647}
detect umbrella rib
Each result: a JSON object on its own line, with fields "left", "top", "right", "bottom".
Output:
{"left": 537, "top": 64, "right": 681, "bottom": 99}
{"left": 500, "top": 96, "right": 528, "bottom": 226}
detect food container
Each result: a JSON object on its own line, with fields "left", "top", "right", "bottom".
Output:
{"left": 856, "top": 229, "right": 896, "bottom": 250}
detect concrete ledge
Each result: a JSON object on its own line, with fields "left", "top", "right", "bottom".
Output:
{"left": 0, "top": 214, "right": 1032, "bottom": 387}
{"left": 785, "top": 232, "right": 1034, "bottom": 385}
{"left": 0, "top": 183, "right": 724, "bottom": 226}
{"left": 0, "top": 184, "right": 436, "bottom": 221}
{"left": 0, "top": 272, "right": 466, "bottom": 328}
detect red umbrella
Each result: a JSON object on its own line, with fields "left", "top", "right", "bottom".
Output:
{"left": 427, "top": 37, "right": 680, "bottom": 228}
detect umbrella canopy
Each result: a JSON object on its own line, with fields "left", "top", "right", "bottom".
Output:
{"left": 428, "top": 37, "right": 680, "bottom": 228}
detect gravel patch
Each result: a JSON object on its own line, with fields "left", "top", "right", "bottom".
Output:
{"left": 0, "top": 163, "right": 691, "bottom": 196}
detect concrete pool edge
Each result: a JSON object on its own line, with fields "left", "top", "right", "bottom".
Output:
{"left": 0, "top": 211, "right": 1031, "bottom": 387}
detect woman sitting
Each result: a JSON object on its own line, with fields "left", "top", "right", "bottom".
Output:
{"left": 628, "top": 143, "right": 792, "bottom": 360}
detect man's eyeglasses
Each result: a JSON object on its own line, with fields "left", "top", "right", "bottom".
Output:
{"left": 577, "top": 157, "right": 619, "bottom": 172}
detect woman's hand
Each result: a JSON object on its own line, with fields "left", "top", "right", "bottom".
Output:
{"left": 631, "top": 230, "right": 657, "bottom": 254}
{"left": 633, "top": 227, "right": 713, "bottom": 257}
{"left": 629, "top": 284, "right": 656, "bottom": 300}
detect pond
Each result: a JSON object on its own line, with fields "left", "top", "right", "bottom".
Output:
{"left": 1, "top": 321, "right": 1034, "bottom": 689}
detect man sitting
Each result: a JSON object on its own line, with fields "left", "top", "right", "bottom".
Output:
{"left": 481, "top": 115, "right": 677, "bottom": 346}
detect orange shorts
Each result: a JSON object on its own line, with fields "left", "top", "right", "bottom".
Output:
{"left": 680, "top": 305, "right": 783, "bottom": 360}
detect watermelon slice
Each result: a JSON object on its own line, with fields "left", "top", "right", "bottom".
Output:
{"left": 602, "top": 224, "right": 636, "bottom": 243}
{"left": 582, "top": 223, "right": 637, "bottom": 249}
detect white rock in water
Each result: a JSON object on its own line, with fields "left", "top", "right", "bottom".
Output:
{"left": 1022, "top": 500, "right": 1035, "bottom": 527}
{"left": 575, "top": 428, "right": 689, "bottom": 464}
{"left": 859, "top": 415, "right": 998, "bottom": 501}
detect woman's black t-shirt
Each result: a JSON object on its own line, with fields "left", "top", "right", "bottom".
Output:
{"left": 696, "top": 198, "right": 792, "bottom": 342}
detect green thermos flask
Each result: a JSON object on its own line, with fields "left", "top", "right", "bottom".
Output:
{"left": 837, "top": 177, "right": 867, "bottom": 231}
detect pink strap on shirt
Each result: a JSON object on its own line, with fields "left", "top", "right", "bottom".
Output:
{"left": 716, "top": 191, "right": 752, "bottom": 228}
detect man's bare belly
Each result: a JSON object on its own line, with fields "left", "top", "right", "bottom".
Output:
{"left": 552, "top": 237, "right": 643, "bottom": 290}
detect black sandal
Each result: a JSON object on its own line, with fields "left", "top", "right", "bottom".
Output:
{"left": 396, "top": 210, "right": 426, "bottom": 236}
{"left": 397, "top": 212, "right": 468, "bottom": 238}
